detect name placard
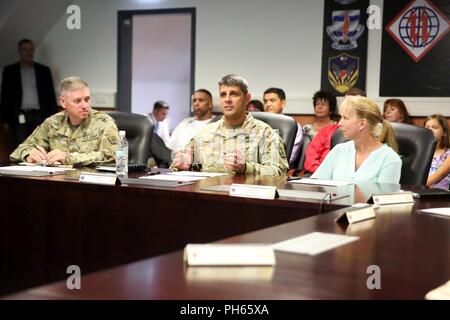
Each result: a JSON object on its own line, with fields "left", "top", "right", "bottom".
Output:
{"left": 229, "top": 183, "right": 279, "bottom": 200}
{"left": 184, "top": 244, "right": 276, "bottom": 266}
{"left": 335, "top": 204, "right": 376, "bottom": 225}
{"left": 79, "top": 172, "right": 120, "bottom": 186}
{"left": 369, "top": 192, "right": 414, "bottom": 206}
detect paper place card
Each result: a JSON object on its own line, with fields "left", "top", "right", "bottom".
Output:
{"left": 376, "top": 203, "right": 414, "bottom": 214}
{"left": 184, "top": 244, "right": 276, "bottom": 266}
{"left": 335, "top": 204, "right": 376, "bottom": 224}
{"left": 185, "top": 266, "right": 274, "bottom": 282}
{"left": 421, "top": 207, "right": 450, "bottom": 217}
{"left": 369, "top": 192, "right": 414, "bottom": 205}
{"left": 272, "top": 232, "right": 359, "bottom": 256}
{"left": 425, "top": 280, "right": 450, "bottom": 300}
{"left": 79, "top": 172, "right": 120, "bottom": 185}
{"left": 229, "top": 183, "right": 279, "bottom": 200}
{"left": 289, "top": 178, "right": 354, "bottom": 187}
{"left": 167, "top": 171, "right": 228, "bottom": 177}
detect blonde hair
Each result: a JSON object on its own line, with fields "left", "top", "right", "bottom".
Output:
{"left": 340, "top": 96, "right": 398, "bottom": 152}
{"left": 59, "top": 76, "right": 88, "bottom": 96}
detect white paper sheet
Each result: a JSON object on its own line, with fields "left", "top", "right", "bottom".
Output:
{"left": 272, "top": 232, "right": 359, "bottom": 256}
{"left": 421, "top": 207, "right": 450, "bottom": 217}
{"left": 139, "top": 174, "right": 206, "bottom": 182}
{"left": 166, "top": 171, "right": 228, "bottom": 177}
{"left": 0, "top": 165, "right": 72, "bottom": 174}
{"left": 289, "top": 178, "right": 354, "bottom": 187}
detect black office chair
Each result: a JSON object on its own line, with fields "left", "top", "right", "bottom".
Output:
{"left": 331, "top": 127, "right": 347, "bottom": 148}
{"left": 106, "top": 111, "right": 153, "bottom": 164}
{"left": 391, "top": 123, "right": 436, "bottom": 185}
{"left": 150, "top": 133, "right": 172, "bottom": 168}
{"left": 331, "top": 123, "right": 436, "bottom": 185}
{"left": 250, "top": 112, "right": 298, "bottom": 161}
{"left": 295, "top": 133, "right": 312, "bottom": 172}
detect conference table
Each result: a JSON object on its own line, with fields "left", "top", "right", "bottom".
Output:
{"left": 6, "top": 197, "right": 450, "bottom": 300}
{"left": 0, "top": 168, "right": 353, "bottom": 296}
{"left": 1, "top": 168, "right": 449, "bottom": 299}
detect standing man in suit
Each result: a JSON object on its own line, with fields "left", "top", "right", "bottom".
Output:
{"left": 0, "top": 39, "right": 57, "bottom": 146}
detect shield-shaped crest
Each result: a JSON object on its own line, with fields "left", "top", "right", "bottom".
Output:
{"left": 328, "top": 54, "right": 359, "bottom": 93}
{"left": 326, "top": 10, "right": 365, "bottom": 50}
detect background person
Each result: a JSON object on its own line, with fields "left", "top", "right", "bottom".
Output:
{"left": 263, "top": 87, "right": 303, "bottom": 166}
{"left": 303, "top": 90, "right": 337, "bottom": 139}
{"left": 424, "top": 114, "right": 450, "bottom": 189}
{"left": 167, "top": 89, "right": 217, "bottom": 151}
{"left": 383, "top": 99, "right": 412, "bottom": 124}
{"left": 0, "top": 39, "right": 57, "bottom": 146}
{"left": 246, "top": 99, "right": 264, "bottom": 112}
{"left": 149, "top": 100, "right": 170, "bottom": 144}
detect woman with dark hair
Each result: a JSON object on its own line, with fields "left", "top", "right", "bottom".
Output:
{"left": 303, "top": 91, "right": 337, "bottom": 139}
{"left": 383, "top": 99, "right": 412, "bottom": 124}
{"left": 424, "top": 114, "right": 450, "bottom": 189}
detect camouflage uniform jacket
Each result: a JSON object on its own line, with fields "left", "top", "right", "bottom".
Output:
{"left": 10, "top": 110, "right": 119, "bottom": 166}
{"left": 185, "top": 113, "right": 288, "bottom": 176}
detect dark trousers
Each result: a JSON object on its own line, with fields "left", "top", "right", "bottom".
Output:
{"left": 13, "top": 110, "right": 44, "bottom": 147}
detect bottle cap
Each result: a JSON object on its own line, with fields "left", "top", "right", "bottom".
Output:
{"left": 119, "top": 130, "right": 126, "bottom": 136}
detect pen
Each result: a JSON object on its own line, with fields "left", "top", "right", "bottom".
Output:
{"left": 32, "top": 143, "right": 47, "bottom": 166}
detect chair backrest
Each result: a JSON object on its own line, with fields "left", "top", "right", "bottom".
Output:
{"left": 296, "top": 133, "right": 312, "bottom": 172}
{"left": 250, "top": 112, "right": 298, "bottom": 161}
{"left": 391, "top": 123, "right": 436, "bottom": 185}
{"left": 331, "top": 123, "right": 436, "bottom": 185}
{"left": 150, "top": 133, "right": 172, "bottom": 167}
{"left": 331, "top": 127, "right": 347, "bottom": 148}
{"left": 106, "top": 111, "right": 153, "bottom": 164}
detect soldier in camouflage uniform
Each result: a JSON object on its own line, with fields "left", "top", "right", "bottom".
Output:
{"left": 171, "top": 74, "right": 288, "bottom": 176}
{"left": 10, "top": 76, "right": 119, "bottom": 167}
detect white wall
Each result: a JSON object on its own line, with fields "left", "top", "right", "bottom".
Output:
{"left": 3, "top": 0, "right": 448, "bottom": 119}
{"left": 131, "top": 13, "right": 192, "bottom": 129}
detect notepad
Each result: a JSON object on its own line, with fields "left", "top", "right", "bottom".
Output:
{"left": 289, "top": 178, "right": 354, "bottom": 187}
{"left": 0, "top": 165, "right": 72, "bottom": 176}
{"left": 272, "top": 232, "right": 359, "bottom": 255}
{"left": 421, "top": 207, "right": 450, "bottom": 217}
{"left": 425, "top": 280, "right": 450, "bottom": 300}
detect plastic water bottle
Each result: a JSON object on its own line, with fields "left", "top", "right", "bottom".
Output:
{"left": 116, "top": 130, "right": 128, "bottom": 176}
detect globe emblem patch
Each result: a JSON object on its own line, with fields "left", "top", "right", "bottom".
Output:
{"left": 399, "top": 7, "right": 440, "bottom": 48}
{"left": 386, "top": 0, "right": 450, "bottom": 62}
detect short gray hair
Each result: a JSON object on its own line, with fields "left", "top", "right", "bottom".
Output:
{"left": 218, "top": 74, "right": 248, "bottom": 95}
{"left": 59, "top": 76, "right": 88, "bottom": 96}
